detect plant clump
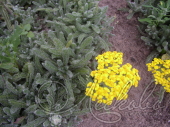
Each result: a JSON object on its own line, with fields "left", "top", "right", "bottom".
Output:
{"left": 0, "top": 0, "right": 115, "bottom": 126}
{"left": 126, "top": 0, "right": 170, "bottom": 61}
{"left": 85, "top": 51, "right": 140, "bottom": 105}
{"left": 147, "top": 57, "right": 170, "bottom": 92}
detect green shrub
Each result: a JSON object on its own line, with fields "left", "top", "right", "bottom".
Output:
{"left": 0, "top": 0, "right": 114, "bottom": 126}
{"left": 139, "top": 0, "right": 170, "bottom": 55}
{"left": 0, "top": 24, "right": 34, "bottom": 73}
{"left": 125, "top": 0, "right": 153, "bottom": 19}
{"left": 126, "top": 0, "right": 170, "bottom": 62}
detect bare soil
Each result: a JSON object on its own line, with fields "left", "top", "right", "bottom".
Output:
{"left": 77, "top": 0, "right": 170, "bottom": 127}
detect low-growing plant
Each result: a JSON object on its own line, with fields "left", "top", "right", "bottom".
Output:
{"left": 0, "top": 0, "right": 115, "bottom": 126}
{"left": 146, "top": 53, "right": 170, "bottom": 102}
{"left": 139, "top": 0, "right": 170, "bottom": 56}
{"left": 0, "top": 24, "right": 34, "bottom": 72}
{"left": 122, "top": 0, "right": 155, "bottom": 19}
{"left": 0, "top": 0, "right": 14, "bottom": 39}
{"left": 85, "top": 51, "right": 140, "bottom": 105}
{"left": 124, "top": 0, "right": 170, "bottom": 63}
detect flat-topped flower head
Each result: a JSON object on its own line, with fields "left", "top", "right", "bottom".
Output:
{"left": 85, "top": 51, "right": 140, "bottom": 105}
{"left": 147, "top": 58, "right": 170, "bottom": 92}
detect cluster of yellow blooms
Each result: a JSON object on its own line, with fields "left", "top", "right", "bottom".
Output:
{"left": 85, "top": 51, "right": 140, "bottom": 105}
{"left": 147, "top": 58, "right": 170, "bottom": 92}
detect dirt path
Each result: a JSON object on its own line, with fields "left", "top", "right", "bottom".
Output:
{"left": 77, "top": 0, "right": 170, "bottom": 127}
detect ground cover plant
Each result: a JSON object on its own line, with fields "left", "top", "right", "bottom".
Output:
{"left": 85, "top": 51, "right": 140, "bottom": 105}
{"left": 126, "top": 0, "right": 170, "bottom": 103}
{"left": 127, "top": 0, "right": 170, "bottom": 58}
{"left": 0, "top": 0, "right": 114, "bottom": 126}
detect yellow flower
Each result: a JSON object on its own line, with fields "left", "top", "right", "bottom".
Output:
{"left": 147, "top": 58, "right": 170, "bottom": 92}
{"left": 85, "top": 51, "right": 140, "bottom": 105}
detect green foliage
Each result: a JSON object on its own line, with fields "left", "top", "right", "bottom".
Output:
{"left": 0, "top": 0, "right": 13, "bottom": 30}
{"left": 0, "top": 24, "right": 34, "bottom": 73}
{"left": 0, "top": 0, "right": 114, "bottom": 126}
{"left": 126, "top": 0, "right": 170, "bottom": 105}
{"left": 123, "top": 0, "right": 154, "bottom": 19}
{"left": 138, "top": 0, "right": 170, "bottom": 56}
{"left": 126, "top": 0, "right": 170, "bottom": 59}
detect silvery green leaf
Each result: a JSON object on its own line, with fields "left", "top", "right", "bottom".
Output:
{"left": 6, "top": 67, "right": 19, "bottom": 73}
{"left": 84, "top": 10, "right": 94, "bottom": 18}
{"left": 10, "top": 106, "right": 19, "bottom": 114}
{"left": 6, "top": 81, "right": 18, "bottom": 95}
{"left": 52, "top": 38, "right": 65, "bottom": 48}
{"left": 141, "top": 36, "right": 154, "bottom": 46}
{"left": 145, "top": 50, "right": 159, "bottom": 63}
{"left": 157, "top": 46, "right": 162, "bottom": 52}
{"left": 63, "top": 25, "right": 73, "bottom": 35}
{"left": 43, "top": 120, "right": 50, "bottom": 127}
{"left": 27, "top": 114, "right": 35, "bottom": 123}
{"left": 84, "top": 3, "right": 89, "bottom": 11}
{"left": 46, "top": 94, "right": 55, "bottom": 107}
{"left": 32, "top": 48, "right": 51, "bottom": 61}
{"left": 40, "top": 45, "right": 52, "bottom": 50}
{"left": 36, "top": 8, "right": 58, "bottom": 12}
{"left": 35, "top": 79, "right": 46, "bottom": 85}
{"left": 12, "top": 73, "right": 27, "bottom": 82}
{"left": 65, "top": 13, "right": 77, "bottom": 20}
{"left": 0, "top": 75, "right": 4, "bottom": 88}
{"left": 80, "top": 36, "right": 93, "bottom": 50}
{"left": 70, "top": 51, "right": 93, "bottom": 68}
{"left": 57, "top": 59, "right": 63, "bottom": 66}
{"left": 77, "top": 33, "right": 87, "bottom": 44}
{"left": 28, "top": 62, "right": 34, "bottom": 84}
{"left": 76, "top": 20, "right": 92, "bottom": 33}
{"left": 74, "top": 68, "right": 90, "bottom": 75}
{"left": 66, "top": 70, "right": 73, "bottom": 78}
{"left": 72, "top": 108, "right": 89, "bottom": 115}
{"left": 64, "top": 79, "right": 75, "bottom": 102}
{"left": 42, "top": 61, "right": 58, "bottom": 73}
{"left": 48, "top": 48, "right": 62, "bottom": 58}
{"left": 34, "top": 109, "right": 47, "bottom": 117}
{"left": 162, "top": 41, "right": 168, "bottom": 51}
{"left": 73, "top": 88, "right": 81, "bottom": 93}
{"left": 62, "top": 17, "right": 74, "bottom": 24}
{"left": 91, "top": 24, "right": 100, "bottom": 34}
{"left": 0, "top": 63, "right": 14, "bottom": 70}
{"left": 22, "top": 117, "right": 46, "bottom": 127}
{"left": 1, "top": 6, "right": 12, "bottom": 30}
{"left": 72, "top": 12, "right": 82, "bottom": 17}
{"left": 97, "top": 36, "right": 110, "bottom": 51}
{"left": 25, "top": 104, "right": 38, "bottom": 113}
{"left": 32, "top": 1, "right": 41, "bottom": 6}
{"left": 39, "top": 81, "right": 52, "bottom": 94}
{"left": 62, "top": 48, "right": 71, "bottom": 65}
{"left": 8, "top": 99, "right": 26, "bottom": 108}
{"left": 3, "top": 107, "right": 11, "bottom": 115}
{"left": 59, "top": 31, "right": 66, "bottom": 44}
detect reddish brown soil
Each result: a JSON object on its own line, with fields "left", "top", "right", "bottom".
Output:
{"left": 77, "top": 0, "right": 170, "bottom": 127}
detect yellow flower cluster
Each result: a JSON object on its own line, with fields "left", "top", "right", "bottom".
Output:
{"left": 85, "top": 51, "right": 140, "bottom": 105}
{"left": 147, "top": 58, "right": 170, "bottom": 92}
